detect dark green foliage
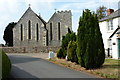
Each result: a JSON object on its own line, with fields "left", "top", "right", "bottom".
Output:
{"left": 3, "top": 22, "right": 16, "bottom": 46}
{"left": 57, "top": 32, "right": 76, "bottom": 59}
{"left": 57, "top": 47, "right": 66, "bottom": 58}
{"left": 77, "top": 9, "right": 105, "bottom": 69}
{"left": 0, "top": 49, "right": 11, "bottom": 79}
{"left": 68, "top": 27, "right": 72, "bottom": 34}
{"left": 96, "top": 6, "right": 107, "bottom": 19}
{"left": 61, "top": 32, "right": 76, "bottom": 49}
{"left": 67, "top": 41, "right": 78, "bottom": 63}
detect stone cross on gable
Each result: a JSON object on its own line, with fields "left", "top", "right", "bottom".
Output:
{"left": 29, "top": 4, "right": 31, "bottom": 7}
{"left": 39, "top": 13, "right": 41, "bottom": 17}
{"left": 54, "top": 9, "right": 57, "bottom": 12}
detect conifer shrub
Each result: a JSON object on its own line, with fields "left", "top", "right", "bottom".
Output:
{"left": 67, "top": 41, "right": 78, "bottom": 63}
{"left": 77, "top": 9, "right": 105, "bottom": 69}
{"left": 57, "top": 47, "right": 66, "bottom": 59}
{"left": 57, "top": 32, "right": 76, "bottom": 59}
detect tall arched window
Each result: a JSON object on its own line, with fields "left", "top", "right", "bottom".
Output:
{"left": 21, "top": 24, "right": 23, "bottom": 41}
{"left": 36, "top": 23, "right": 39, "bottom": 41}
{"left": 58, "top": 22, "right": 60, "bottom": 40}
{"left": 28, "top": 20, "right": 31, "bottom": 39}
{"left": 50, "top": 23, "right": 52, "bottom": 40}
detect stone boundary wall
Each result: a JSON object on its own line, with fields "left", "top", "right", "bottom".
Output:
{"left": 0, "top": 46, "right": 60, "bottom": 53}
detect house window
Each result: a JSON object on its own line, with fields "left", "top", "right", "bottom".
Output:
{"left": 58, "top": 22, "right": 60, "bottom": 40}
{"left": 36, "top": 23, "right": 39, "bottom": 41}
{"left": 28, "top": 20, "right": 31, "bottom": 39}
{"left": 21, "top": 24, "right": 23, "bottom": 41}
{"left": 50, "top": 23, "right": 52, "bottom": 40}
{"left": 108, "top": 19, "right": 113, "bottom": 30}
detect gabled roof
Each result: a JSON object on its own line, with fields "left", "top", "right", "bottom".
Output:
{"left": 109, "top": 26, "right": 120, "bottom": 38}
{"left": 35, "top": 14, "right": 46, "bottom": 24}
{"left": 47, "top": 12, "right": 57, "bottom": 23}
{"left": 99, "top": 9, "right": 120, "bottom": 22}
{"left": 17, "top": 7, "right": 46, "bottom": 24}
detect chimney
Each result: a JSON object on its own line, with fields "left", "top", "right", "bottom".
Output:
{"left": 106, "top": 9, "right": 114, "bottom": 16}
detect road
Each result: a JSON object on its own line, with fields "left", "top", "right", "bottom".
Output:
{"left": 7, "top": 54, "right": 105, "bottom": 80}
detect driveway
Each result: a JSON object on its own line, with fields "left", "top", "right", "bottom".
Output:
{"left": 7, "top": 53, "right": 105, "bottom": 80}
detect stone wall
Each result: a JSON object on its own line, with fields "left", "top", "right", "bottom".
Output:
{"left": 1, "top": 46, "right": 59, "bottom": 53}
{"left": 13, "top": 7, "right": 72, "bottom": 47}
{"left": 46, "top": 10, "right": 72, "bottom": 46}
{"left": 13, "top": 7, "right": 47, "bottom": 47}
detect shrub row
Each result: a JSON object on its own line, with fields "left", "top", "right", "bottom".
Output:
{"left": 57, "top": 9, "right": 105, "bottom": 69}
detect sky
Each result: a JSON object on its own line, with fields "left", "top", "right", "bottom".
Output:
{"left": 0, "top": 0, "right": 120, "bottom": 44}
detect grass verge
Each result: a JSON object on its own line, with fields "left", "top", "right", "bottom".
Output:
{"left": 48, "top": 58, "right": 120, "bottom": 80}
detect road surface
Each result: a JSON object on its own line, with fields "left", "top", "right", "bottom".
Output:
{"left": 7, "top": 54, "right": 105, "bottom": 80}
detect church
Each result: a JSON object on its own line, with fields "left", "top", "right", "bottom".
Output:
{"left": 13, "top": 6, "right": 72, "bottom": 47}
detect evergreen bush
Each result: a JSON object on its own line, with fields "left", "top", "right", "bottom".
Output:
{"left": 57, "top": 32, "right": 76, "bottom": 59}
{"left": 0, "top": 49, "right": 11, "bottom": 79}
{"left": 77, "top": 9, "right": 105, "bottom": 69}
{"left": 57, "top": 47, "right": 66, "bottom": 59}
{"left": 67, "top": 41, "right": 78, "bottom": 63}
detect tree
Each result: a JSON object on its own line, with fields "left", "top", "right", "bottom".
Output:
{"left": 77, "top": 9, "right": 105, "bottom": 69}
{"left": 96, "top": 6, "right": 107, "bottom": 19}
{"left": 57, "top": 47, "right": 65, "bottom": 59}
{"left": 3, "top": 22, "right": 16, "bottom": 46}
{"left": 57, "top": 32, "right": 76, "bottom": 59}
{"left": 67, "top": 41, "right": 78, "bottom": 63}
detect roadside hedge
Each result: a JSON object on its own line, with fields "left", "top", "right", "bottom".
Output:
{"left": 0, "top": 49, "right": 11, "bottom": 79}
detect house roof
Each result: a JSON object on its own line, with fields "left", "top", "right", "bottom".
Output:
{"left": 109, "top": 26, "right": 120, "bottom": 38}
{"left": 99, "top": 9, "right": 120, "bottom": 22}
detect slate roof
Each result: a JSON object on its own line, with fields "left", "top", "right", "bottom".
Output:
{"left": 99, "top": 9, "right": 120, "bottom": 22}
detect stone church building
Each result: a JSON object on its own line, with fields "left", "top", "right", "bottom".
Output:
{"left": 13, "top": 6, "right": 72, "bottom": 47}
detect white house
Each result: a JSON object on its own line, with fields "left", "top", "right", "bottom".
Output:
{"left": 99, "top": 9, "right": 120, "bottom": 59}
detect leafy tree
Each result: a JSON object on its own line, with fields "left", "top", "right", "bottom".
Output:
{"left": 77, "top": 9, "right": 105, "bottom": 69}
{"left": 96, "top": 6, "right": 107, "bottom": 19}
{"left": 3, "top": 22, "right": 16, "bottom": 46}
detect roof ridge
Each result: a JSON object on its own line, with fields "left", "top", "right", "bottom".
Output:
{"left": 99, "top": 9, "right": 120, "bottom": 22}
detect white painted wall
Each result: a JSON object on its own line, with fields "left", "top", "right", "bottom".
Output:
{"left": 99, "top": 21, "right": 113, "bottom": 56}
{"left": 111, "top": 35, "right": 119, "bottom": 59}
{"left": 99, "top": 17, "right": 119, "bottom": 59}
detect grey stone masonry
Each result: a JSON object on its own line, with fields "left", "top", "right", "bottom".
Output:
{"left": 46, "top": 10, "right": 72, "bottom": 46}
{"left": 1, "top": 46, "right": 59, "bottom": 53}
{"left": 13, "top": 7, "right": 72, "bottom": 47}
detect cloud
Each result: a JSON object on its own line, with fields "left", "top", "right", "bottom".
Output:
{"left": 0, "top": 0, "right": 119, "bottom": 44}
{"left": 99, "top": 0, "right": 119, "bottom": 2}
{"left": 58, "top": 2, "right": 99, "bottom": 13}
{"left": 57, "top": 0, "right": 119, "bottom": 14}
{"left": 0, "top": 0, "right": 22, "bottom": 44}
{"left": 56, "top": 0, "right": 119, "bottom": 32}
{"left": 24, "top": 0, "right": 54, "bottom": 9}
{"left": 0, "top": 0, "right": 56, "bottom": 44}
{"left": 0, "top": 0, "right": 21, "bottom": 14}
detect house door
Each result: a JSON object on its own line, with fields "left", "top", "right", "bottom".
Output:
{"left": 118, "top": 38, "right": 120, "bottom": 57}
